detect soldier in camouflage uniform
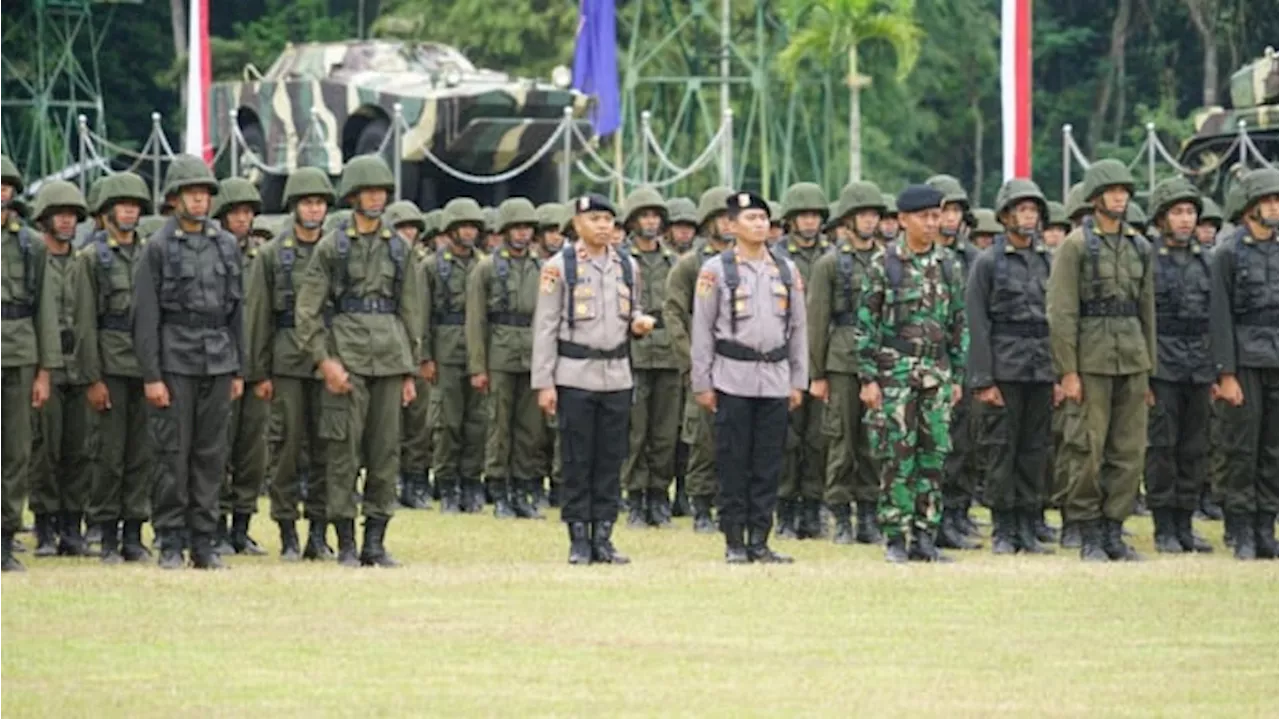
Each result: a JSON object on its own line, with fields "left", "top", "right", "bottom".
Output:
{"left": 616, "top": 187, "right": 681, "bottom": 528}
{"left": 1142, "top": 177, "right": 1215, "bottom": 555}
{"left": 856, "top": 184, "right": 968, "bottom": 563}
{"left": 74, "top": 172, "right": 156, "bottom": 564}
{"left": 1047, "top": 158, "right": 1155, "bottom": 562}
{"left": 466, "top": 198, "right": 547, "bottom": 520}
{"left": 664, "top": 186, "right": 735, "bottom": 533}
{"left": 134, "top": 155, "right": 247, "bottom": 570}
{"left": 1209, "top": 168, "right": 1279, "bottom": 560}
{"left": 966, "top": 179, "right": 1056, "bottom": 555}
{"left": 423, "top": 198, "right": 489, "bottom": 514}
{"left": 386, "top": 199, "right": 435, "bottom": 510}
{"left": 210, "top": 178, "right": 270, "bottom": 556}
{"left": 245, "top": 166, "right": 337, "bottom": 561}
{"left": 28, "top": 181, "right": 96, "bottom": 558}
{"left": 294, "top": 155, "right": 425, "bottom": 568}
{"left": 924, "top": 174, "right": 982, "bottom": 550}
{"left": 772, "top": 182, "right": 831, "bottom": 540}
{"left": 1, "top": 156, "right": 61, "bottom": 571}
{"left": 807, "top": 181, "right": 885, "bottom": 545}
{"left": 878, "top": 194, "right": 900, "bottom": 245}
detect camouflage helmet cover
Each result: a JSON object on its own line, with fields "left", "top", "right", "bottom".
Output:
{"left": 780, "top": 182, "right": 828, "bottom": 219}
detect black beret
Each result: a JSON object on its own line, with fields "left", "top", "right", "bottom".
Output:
{"left": 574, "top": 193, "right": 616, "bottom": 216}
{"left": 726, "top": 190, "right": 770, "bottom": 218}
{"left": 897, "top": 184, "right": 945, "bottom": 214}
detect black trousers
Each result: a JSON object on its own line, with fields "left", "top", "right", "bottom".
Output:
{"left": 1145, "top": 379, "right": 1211, "bottom": 511}
{"left": 1217, "top": 367, "right": 1280, "bottom": 515}
{"left": 149, "top": 374, "right": 232, "bottom": 535}
{"left": 980, "top": 382, "right": 1052, "bottom": 512}
{"left": 558, "top": 386, "right": 631, "bottom": 524}
{"left": 713, "top": 391, "right": 788, "bottom": 533}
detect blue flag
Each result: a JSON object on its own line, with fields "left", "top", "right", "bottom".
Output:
{"left": 572, "top": 0, "right": 620, "bottom": 137}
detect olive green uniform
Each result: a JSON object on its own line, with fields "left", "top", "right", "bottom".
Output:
{"left": 294, "top": 221, "right": 424, "bottom": 523}
{"left": 1047, "top": 218, "right": 1156, "bottom": 527}
{"left": 222, "top": 239, "right": 270, "bottom": 518}
{"left": 465, "top": 247, "right": 546, "bottom": 495}
{"left": 75, "top": 232, "right": 153, "bottom": 531}
{"left": 622, "top": 241, "right": 682, "bottom": 500}
{"left": 399, "top": 244, "right": 434, "bottom": 502}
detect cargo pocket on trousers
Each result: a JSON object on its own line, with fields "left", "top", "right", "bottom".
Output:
{"left": 1146, "top": 400, "right": 1174, "bottom": 449}
{"left": 1059, "top": 401, "right": 1090, "bottom": 454}
{"left": 318, "top": 391, "right": 349, "bottom": 442}
{"left": 976, "top": 404, "right": 1009, "bottom": 447}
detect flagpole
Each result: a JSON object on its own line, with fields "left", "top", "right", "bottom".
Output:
{"left": 613, "top": 134, "right": 624, "bottom": 201}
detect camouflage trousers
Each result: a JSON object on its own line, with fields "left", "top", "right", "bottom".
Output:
{"left": 868, "top": 382, "right": 951, "bottom": 540}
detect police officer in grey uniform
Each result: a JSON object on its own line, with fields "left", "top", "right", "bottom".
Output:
{"left": 691, "top": 191, "right": 808, "bottom": 563}
{"left": 133, "top": 154, "right": 247, "bottom": 570}
{"left": 532, "top": 194, "right": 655, "bottom": 564}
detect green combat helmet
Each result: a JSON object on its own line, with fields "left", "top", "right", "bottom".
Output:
{"left": 1199, "top": 198, "right": 1224, "bottom": 228}
{"left": 483, "top": 206, "right": 499, "bottom": 234}
{"left": 251, "top": 215, "right": 280, "bottom": 239}
{"left": 33, "top": 180, "right": 88, "bottom": 243}
{"left": 696, "top": 186, "right": 734, "bottom": 228}
{"left": 1046, "top": 200, "right": 1071, "bottom": 229}
{"left": 665, "top": 197, "right": 698, "bottom": 226}
{"left": 497, "top": 197, "right": 539, "bottom": 232}
{"left": 1240, "top": 167, "right": 1280, "bottom": 221}
{"left": 97, "top": 172, "right": 153, "bottom": 232}
{"left": 1, "top": 154, "right": 24, "bottom": 194}
{"left": 768, "top": 201, "right": 783, "bottom": 225}
{"left": 385, "top": 199, "right": 426, "bottom": 233}
{"left": 86, "top": 177, "right": 108, "bottom": 217}
{"left": 535, "top": 202, "right": 569, "bottom": 231}
{"left": 970, "top": 208, "right": 1003, "bottom": 235}
{"left": 283, "top": 166, "right": 337, "bottom": 208}
{"left": 1065, "top": 182, "right": 1090, "bottom": 223}
{"left": 423, "top": 208, "right": 443, "bottom": 237}
{"left": 1125, "top": 203, "right": 1148, "bottom": 232}
{"left": 780, "top": 182, "right": 829, "bottom": 221}
{"left": 337, "top": 154, "right": 395, "bottom": 218}
{"left": 442, "top": 197, "right": 486, "bottom": 232}
{"left": 622, "top": 186, "right": 667, "bottom": 229}
{"left": 162, "top": 153, "right": 219, "bottom": 200}
{"left": 882, "top": 193, "right": 898, "bottom": 217}
{"left": 926, "top": 174, "right": 969, "bottom": 208}
{"left": 212, "top": 177, "right": 263, "bottom": 219}
{"left": 994, "top": 178, "right": 1048, "bottom": 220}
{"left": 834, "top": 180, "right": 886, "bottom": 225}
{"left": 1147, "top": 177, "right": 1202, "bottom": 223}
{"left": 823, "top": 201, "right": 842, "bottom": 233}
{"left": 322, "top": 208, "right": 353, "bottom": 235}
{"left": 1080, "top": 158, "right": 1136, "bottom": 202}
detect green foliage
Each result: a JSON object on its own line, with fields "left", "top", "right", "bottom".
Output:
{"left": 777, "top": 0, "right": 922, "bottom": 81}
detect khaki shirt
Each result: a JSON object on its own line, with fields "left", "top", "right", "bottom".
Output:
{"left": 531, "top": 244, "right": 640, "bottom": 392}
{"left": 690, "top": 247, "right": 808, "bottom": 398}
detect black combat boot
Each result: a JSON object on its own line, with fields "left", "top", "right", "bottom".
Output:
{"left": 691, "top": 496, "right": 716, "bottom": 534}
{"left": 958, "top": 500, "right": 983, "bottom": 537}
{"left": 334, "top": 518, "right": 360, "bottom": 567}
{"left": 230, "top": 513, "right": 267, "bottom": 556}
{"left": 156, "top": 531, "right": 185, "bottom": 570}
{"left": 909, "top": 528, "right": 953, "bottom": 563}
{"left": 672, "top": 475, "right": 691, "bottom": 517}
{"left": 855, "top": 501, "right": 883, "bottom": 544}
{"left": 278, "top": 521, "right": 301, "bottom": 562}
{"left": 99, "top": 520, "right": 123, "bottom": 565}
{"left": 1016, "top": 509, "right": 1054, "bottom": 555}
{"left": 511, "top": 480, "right": 545, "bottom": 520}
{"left": 212, "top": 515, "right": 235, "bottom": 556}
{"left": 746, "top": 528, "right": 793, "bottom": 563}
{"left": 830, "top": 504, "right": 855, "bottom": 545}
{"left": 400, "top": 472, "right": 429, "bottom": 510}
{"left": 723, "top": 523, "right": 749, "bottom": 564}
{"left": 1255, "top": 512, "right": 1278, "bottom": 560}
{"left": 775, "top": 499, "right": 798, "bottom": 540}
{"left": 1228, "top": 513, "right": 1256, "bottom": 560}
{"left": 567, "top": 523, "right": 592, "bottom": 565}
{"left": 459, "top": 478, "right": 482, "bottom": 513}
{"left": 57, "top": 512, "right": 90, "bottom": 556}
{"left": 548, "top": 484, "right": 562, "bottom": 508}
{"left": 302, "top": 520, "right": 333, "bottom": 561}
{"left": 439, "top": 478, "right": 461, "bottom": 514}
{"left": 1059, "top": 519, "right": 1082, "bottom": 549}
{"left": 84, "top": 523, "right": 103, "bottom": 549}
{"left": 1101, "top": 518, "right": 1142, "bottom": 561}
{"left": 1034, "top": 509, "right": 1058, "bottom": 543}
{"left": 1078, "top": 519, "right": 1108, "bottom": 562}
{"left": 626, "top": 491, "right": 648, "bottom": 527}
{"left": 1173, "top": 509, "right": 1213, "bottom": 553}
{"left": 1198, "top": 489, "right": 1224, "bottom": 521}
{"left": 120, "top": 520, "right": 151, "bottom": 562}
{"left": 884, "top": 534, "right": 909, "bottom": 563}
{"left": 1152, "top": 508, "right": 1184, "bottom": 553}
{"left": 990, "top": 511, "right": 1018, "bottom": 555}
{"left": 532, "top": 479, "right": 549, "bottom": 509}
{"left": 360, "top": 517, "right": 401, "bottom": 567}
{"left": 647, "top": 488, "right": 673, "bottom": 528}
{"left": 33, "top": 514, "right": 57, "bottom": 557}
{"left": 937, "top": 507, "right": 981, "bottom": 550}
{"left": 490, "top": 479, "right": 515, "bottom": 519}
{"left": 590, "top": 521, "right": 630, "bottom": 564}
{"left": 1, "top": 531, "right": 23, "bottom": 572}
{"left": 190, "top": 532, "right": 227, "bottom": 570}
{"left": 797, "top": 499, "right": 824, "bottom": 540}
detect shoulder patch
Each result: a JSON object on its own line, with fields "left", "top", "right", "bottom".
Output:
{"left": 696, "top": 268, "right": 718, "bottom": 298}
{"left": 540, "top": 264, "right": 561, "bottom": 294}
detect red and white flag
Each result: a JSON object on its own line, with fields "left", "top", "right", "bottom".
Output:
{"left": 1001, "top": 0, "right": 1032, "bottom": 179}
{"left": 183, "top": 0, "right": 212, "bottom": 163}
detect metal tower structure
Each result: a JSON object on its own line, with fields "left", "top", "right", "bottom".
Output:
{"left": 1, "top": 0, "right": 132, "bottom": 180}
{"left": 617, "top": 0, "right": 840, "bottom": 199}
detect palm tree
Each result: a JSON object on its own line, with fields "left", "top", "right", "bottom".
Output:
{"left": 779, "top": 0, "right": 922, "bottom": 182}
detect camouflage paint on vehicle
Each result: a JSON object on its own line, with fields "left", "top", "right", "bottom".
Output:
{"left": 1179, "top": 49, "right": 1278, "bottom": 199}
{"left": 209, "top": 40, "right": 594, "bottom": 177}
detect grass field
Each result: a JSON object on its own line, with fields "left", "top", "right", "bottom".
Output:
{"left": 2, "top": 506, "right": 1276, "bottom": 718}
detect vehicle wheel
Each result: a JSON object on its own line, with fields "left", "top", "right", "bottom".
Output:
{"left": 355, "top": 117, "right": 419, "bottom": 204}
{"left": 239, "top": 122, "right": 286, "bottom": 212}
